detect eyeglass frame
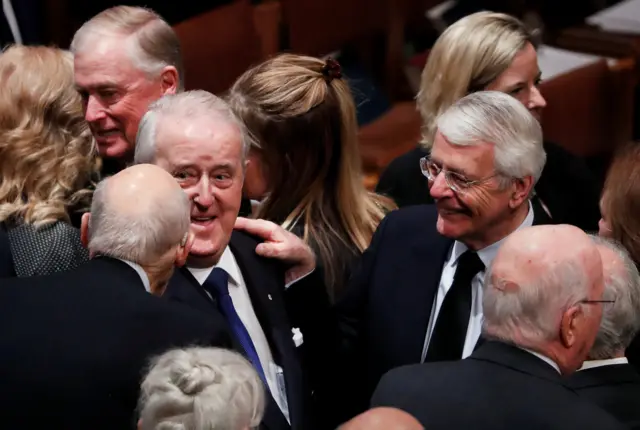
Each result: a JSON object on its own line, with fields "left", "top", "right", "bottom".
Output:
{"left": 579, "top": 299, "right": 616, "bottom": 305}
{"left": 419, "top": 156, "right": 506, "bottom": 193}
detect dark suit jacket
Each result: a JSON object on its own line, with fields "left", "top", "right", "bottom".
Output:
{"left": 0, "top": 224, "right": 14, "bottom": 277}
{"left": 164, "top": 230, "right": 311, "bottom": 430}
{"left": 0, "top": 257, "right": 230, "bottom": 429}
{"left": 332, "top": 204, "right": 550, "bottom": 418}
{"left": 568, "top": 363, "right": 640, "bottom": 429}
{"left": 376, "top": 142, "right": 601, "bottom": 232}
{"left": 371, "top": 341, "right": 627, "bottom": 430}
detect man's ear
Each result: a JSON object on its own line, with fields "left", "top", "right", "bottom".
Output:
{"left": 80, "top": 213, "right": 91, "bottom": 249}
{"left": 175, "top": 232, "right": 194, "bottom": 267}
{"left": 160, "top": 66, "right": 179, "bottom": 95}
{"left": 560, "top": 305, "right": 581, "bottom": 348}
{"left": 509, "top": 175, "right": 534, "bottom": 209}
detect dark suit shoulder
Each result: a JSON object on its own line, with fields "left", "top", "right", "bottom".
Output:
{"left": 372, "top": 349, "right": 627, "bottom": 430}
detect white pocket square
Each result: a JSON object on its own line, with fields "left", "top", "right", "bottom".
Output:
{"left": 292, "top": 327, "right": 303, "bottom": 347}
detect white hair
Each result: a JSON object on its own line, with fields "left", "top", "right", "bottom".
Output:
{"left": 589, "top": 235, "right": 640, "bottom": 359}
{"left": 436, "top": 90, "right": 546, "bottom": 184}
{"left": 70, "top": 6, "right": 184, "bottom": 90}
{"left": 139, "top": 347, "right": 265, "bottom": 430}
{"left": 87, "top": 176, "right": 190, "bottom": 265}
{"left": 134, "top": 90, "right": 252, "bottom": 165}
{"left": 482, "top": 256, "right": 592, "bottom": 344}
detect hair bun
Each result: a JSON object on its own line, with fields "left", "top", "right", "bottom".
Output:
{"left": 172, "top": 363, "right": 221, "bottom": 395}
{"left": 322, "top": 58, "right": 342, "bottom": 82}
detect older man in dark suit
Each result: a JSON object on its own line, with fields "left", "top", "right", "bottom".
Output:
{"left": 0, "top": 164, "right": 232, "bottom": 429}
{"left": 567, "top": 236, "right": 640, "bottom": 428}
{"left": 371, "top": 225, "right": 625, "bottom": 429}
{"left": 236, "top": 91, "right": 552, "bottom": 423}
{"left": 133, "top": 90, "right": 315, "bottom": 430}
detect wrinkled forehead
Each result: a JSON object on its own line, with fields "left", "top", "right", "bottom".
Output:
{"left": 73, "top": 32, "right": 142, "bottom": 88}
{"left": 156, "top": 115, "right": 244, "bottom": 166}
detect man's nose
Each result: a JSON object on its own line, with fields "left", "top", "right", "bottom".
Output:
{"left": 429, "top": 172, "right": 453, "bottom": 200}
{"left": 85, "top": 96, "right": 107, "bottom": 123}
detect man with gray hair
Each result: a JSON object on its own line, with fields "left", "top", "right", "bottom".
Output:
{"left": 567, "top": 236, "right": 640, "bottom": 428}
{"left": 72, "top": 5, "right": 182, "bottom": 174}
{"left": 0, "top": 164, "right": 231, "bottom": 429}
{"left": 133, "top": 90, "right": 313, "bottom": 430}
{"left": 370, "top": 225, "right": 626, "bottom": 429}
{"left": 234, "top": 90, "right": 553, "bottom": 420}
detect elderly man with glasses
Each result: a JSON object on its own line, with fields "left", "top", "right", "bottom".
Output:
{"left": 234, "top": 90, "right": 553, "bottom": 422}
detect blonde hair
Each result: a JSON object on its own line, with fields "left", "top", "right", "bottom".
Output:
{"left": 139, "top": 347, "right": 265, "bottom": 430}
{"left": 71, "top": 5, "right": 184, "bottom": 90}
{"left": 0, "top": 45, "right": 98, "bottom": 227}
{"left": 228, "top": 53, "right": 395, "bottom": 299}
{"left": 417, "top": 11, "right": 535, "bottom": 148}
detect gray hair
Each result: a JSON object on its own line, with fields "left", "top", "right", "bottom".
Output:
{"left": 134, "top": 90, "right": 252, "bottom": 165}
{"left": 70, "top": 5, "right": 184, "bottom": 90}
{"left": 87, "top": 176, "right": 190, "bottom": 265}
{"left": 482, "top": 256, "right": 592, "bottom": 344}
{"left": 436, "top": 91, "right": 546, "bottom": 185}
{"left": 139, "top": 347, "right": 265, "bottom": 430}
{"left": 589, "top": 235, "right": 640, "bottom": 359}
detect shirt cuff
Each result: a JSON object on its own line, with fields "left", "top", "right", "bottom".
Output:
{"left": 285, "top": 268, "right": 315, "bottom": 289}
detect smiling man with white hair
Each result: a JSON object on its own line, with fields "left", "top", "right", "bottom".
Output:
{"left": 72, "top": 6, "right": 182, "bottom": 174}
{"left": 232, "top": 90, "right": 554, "bottom": 421}
{"left": 133, "top": 90, "right": 313, "bottom": 430}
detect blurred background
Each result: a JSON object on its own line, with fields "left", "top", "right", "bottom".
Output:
{"left": 6, "top": 0, "right": 640, "bottom": 188}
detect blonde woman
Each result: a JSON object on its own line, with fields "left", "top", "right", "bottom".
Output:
{"left": 376, "top": 11, "right": 601, "bottom": 232}
{"left": 227, "top": 54, "right": 395, "bottom": 302}
{"left": 0, "top": 45, "right": 98, "bottom": 277}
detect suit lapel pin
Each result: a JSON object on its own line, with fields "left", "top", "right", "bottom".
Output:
{"left": 268, "top": 294, "right": 272, "bottom": 301}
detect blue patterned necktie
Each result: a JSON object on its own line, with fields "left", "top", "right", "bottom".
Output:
{"left": 202, "top": 267, "right": 267, "bottom": 384}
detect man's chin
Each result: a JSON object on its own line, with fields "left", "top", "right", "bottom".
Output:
{"left": 186, "top": 243, "right": 224, "bottom": 268}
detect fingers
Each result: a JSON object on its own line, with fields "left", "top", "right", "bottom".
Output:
{"left": 234, "top": 217, "right": 279, "bottom": 240}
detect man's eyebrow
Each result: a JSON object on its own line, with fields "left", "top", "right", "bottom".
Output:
{"left": 431, "top": 156, "right": 468, "bottom": 176}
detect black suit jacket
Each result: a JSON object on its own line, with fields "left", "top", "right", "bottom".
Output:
{"left": 371, "top": 341, "right": 627, "bottom": 430}
{"left": 332, "top": 204, "right": 550, "bottom": 418}
{"left": 568, "top": 363, "right": 640, "bottom": 429}
{"left": 164, "top": 230, "right": 310, "bottom": 430}
{"left": 376, "top": 142, "right": 601, "bottom": 232}
{"left": 0, "top": 224, "right": 14, "bottom": 277}
{"left": 0, "top": 258, "right": 230, "bottom": 429}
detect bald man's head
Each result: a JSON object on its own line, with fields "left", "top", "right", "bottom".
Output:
{"left": 81, "top": 164, "right": 191, "bottom": 268}
{"left": 339, "top": 408, "right": 423, "bottom": 430}
{"left": 482, "top": 225, "right": 605, "bottom": 374}
{"left": 588, "top": 236, "right": 640, "bottom": 359}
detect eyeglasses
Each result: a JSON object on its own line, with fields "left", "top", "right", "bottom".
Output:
{"left": 419, "top": 156, "right": 502, "bottom": 193}
{"left": 580, "top": 299, "right": 616, "bottom": 305}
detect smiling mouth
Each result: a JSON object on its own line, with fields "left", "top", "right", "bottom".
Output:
{"left": 191, "top": 216, "right": 217, "bottom": 226}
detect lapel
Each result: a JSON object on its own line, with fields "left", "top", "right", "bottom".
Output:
{"left": 568, "top": 364, "right": 640, "bottom": 389}
{"left": 229, "top": 231, "right": 305, "bottom": 430}
{"left": 390, "top": 206, "right": 453, "bottom": 366}
{"left": 470, "top": 341, "right": 563, "bottom": 384}
{"left": 165, "top": 267, "right": 217, "bottom": 315}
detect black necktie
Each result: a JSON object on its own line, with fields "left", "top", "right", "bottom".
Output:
{"left": 425, "top": 250, "right": 485, "bottom": 362}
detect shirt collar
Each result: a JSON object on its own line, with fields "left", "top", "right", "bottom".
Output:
{"left": 188, "top": 246, "right": 242, "bottom": 287}
{"left": 451, "top": 202, "right": 534, "bottom": 268}
{"left": 580, "top": 357, "right": 629, "bottom": 370}
{"left": 119, "top": 259, "right": 151, "bottom": 293}
{"left": 519, "top": 347, "right": 561, "bottom": 374}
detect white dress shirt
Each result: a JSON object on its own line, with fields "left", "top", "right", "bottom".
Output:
{"left": 188, "top": 246, "right": 290, "bottom": 422}
{"left": 421, "top": 203, "right": 535, "bottom": 361}
{"left": 580, "top": 357, "right": 629, "bottom": 370}
{"left": 520, "top": 347, "right": 561, "bottom": 373}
